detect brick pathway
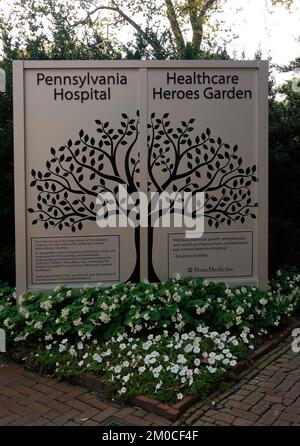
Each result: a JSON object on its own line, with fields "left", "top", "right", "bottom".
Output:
{"left": 176, "top": 337, "right": 300, "bottom": 426}
{"left": 0, "top": 357, "right": 170, "bottom": 426}
{"left": 0, "top": 337, "right": 299, "bottom": 426}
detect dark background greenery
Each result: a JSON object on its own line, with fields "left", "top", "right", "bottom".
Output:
{"left": 0, "top": 3, "right": 299, "bottom": 285}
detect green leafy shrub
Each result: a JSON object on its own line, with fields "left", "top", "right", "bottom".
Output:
{"left": 1, "top": 269, "right": 299, "bottom": 403}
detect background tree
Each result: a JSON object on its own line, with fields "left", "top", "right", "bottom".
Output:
{"left": 269, "top": 57, "right": 300, "bottom": 274}
{"left": 73, "top": 0, "right": 295, "bottom": 59}
{"left": 2, "top": 0, "right": 295, "bottom": 60}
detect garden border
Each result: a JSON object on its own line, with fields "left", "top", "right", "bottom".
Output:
{"left": 70, "top": 315, "right": 300, "bottom": 421}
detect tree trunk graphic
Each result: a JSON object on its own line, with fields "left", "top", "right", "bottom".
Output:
{"left": 28, "top": 111, "right": 258, "bottom": 282}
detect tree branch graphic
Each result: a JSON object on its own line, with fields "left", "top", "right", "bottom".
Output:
{"left": 147, "top": 113, "right": 258, "bottom": 228}
{"left": 28, "top": 111, "right": 258, "bottom": 282}
{"left": 28, "top": 111, "right": 141, "bottom": 282}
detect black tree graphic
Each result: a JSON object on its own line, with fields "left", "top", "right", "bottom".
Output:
{"left": 146, "top": 113, "right": 258, "bottom": 281}
{"left": 28, "top": 111, "right": 141, "bottom": 282}
{"left": 28, "top": 111, "right": 258, "bottom": 283}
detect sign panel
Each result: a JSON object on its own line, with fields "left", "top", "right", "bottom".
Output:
{"left": 14, "top": 61, "right": 268, "bottom": 295}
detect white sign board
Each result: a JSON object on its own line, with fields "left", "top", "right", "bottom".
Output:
{"left": 13, "top": 60, "right": 268, "bottom": 295}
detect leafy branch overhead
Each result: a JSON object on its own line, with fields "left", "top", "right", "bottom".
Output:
{"left": 72, "top": 0, "right": 294, "bottom": 58}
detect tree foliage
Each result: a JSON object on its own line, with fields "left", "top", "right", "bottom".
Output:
{"left": 2, "top": 0, "right": 295, "bottom": 60}
{"left": 73, "top": 0, "right": 295, "bottom": 59}
{"left": 269, "top": 58, "right": 300, "bottom": 273}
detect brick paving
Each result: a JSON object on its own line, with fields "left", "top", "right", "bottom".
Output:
{"left": 0, "top": 357, "right": 170, "bottom": 426}
{"left": 176, "top": 337, "right": 300, "bottom": 426}
{"left": 0, "top": 337, "right": 299, "bottom": 426}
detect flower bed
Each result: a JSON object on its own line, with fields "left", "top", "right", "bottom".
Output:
{"left": 0, "top": 267, "right": 300, "bottom": 405}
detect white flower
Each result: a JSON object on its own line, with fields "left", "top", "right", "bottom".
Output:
{"left": 118, "top": 387, "right": 126, "bottom": 395}
{"left": 142, "top": 340, "right": 152, "bottom": 351}
{"left": 184, "top": 344, "right": 193, "bottom": 353}
{"left": 19, "top": 306, "right": 29, "bottom": 318}
{"left": 155, "top": 381, "right": 162, "bottom": 391}
{"left": 103, "top": 348, "right": 112, "bottom": 357}
{"left": 73, "top": 318, "right": 82, "bottom": 326}
{"left": 197, "top": 325, "right": 208, "bottom": 335}
{"left": 207, "top": 366, "right": 217, "bottom": 374}
{"left": 34, "top": 321, "right": 43, "bottom": 330}
{"left": 69, "top": 346, "right": 76, "bottom": 356}
{"left": 236, "top": 306, "right": 244, "bottom": 315}
{"left": 225, "top": 288, "right": 234, "bottom": 298}
{"left": 78, "top": 360, "right": 84, "bottom": 367}
{"left": 194, "top": 358, "right": 201, "bottom": 366}
{"left": 93, "top": 353, "right": 102, "bottom": 363}
{"left": 123, "top": 374, "right": 130, "bottom": 383}
{"left": 259, "top": 298, "right": 268, "bottom": 306}
{"left": 177, "top": 354, "right": 187, "bottom": 364}
{"left": 170, "top": 364, "right": 179, "bottom": 374}
{"left": 40, "top": 300, "right": 52, "bottom": 311}
{"left": 100, "top": 312, "right": 111, "bottom": 324}
{"left": 177, "top": 393, "right": 184, "bottom": 400}
{"left": 138, "top": 366, "right": 146, "bottom": 373}
{"left": 196, "top": 304, "right": 208, "bottom": 315}
{"left": 173, "top": 293, "right": 181, "bottom": 302}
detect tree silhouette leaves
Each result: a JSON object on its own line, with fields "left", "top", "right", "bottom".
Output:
{"left": 147, "top": 113, "right": 258, "bottom": 228}
{"left": 28, "top": 111, "right": 140, "bottom": 232}
{"left": 29, "top": 111, "right": 258, "bottom": 272}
